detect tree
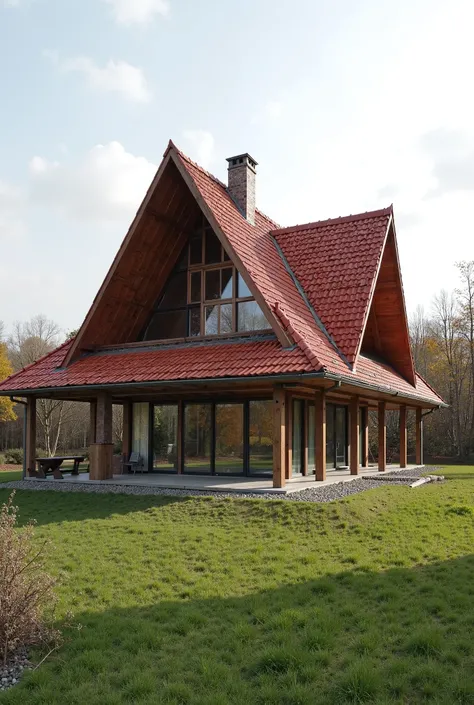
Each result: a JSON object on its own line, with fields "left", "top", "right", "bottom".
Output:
{"left": 0, "top": 343, "right": 16, "bottom": 423}
{"left": 8, "top": 315, "right": 66, "bottom": 456}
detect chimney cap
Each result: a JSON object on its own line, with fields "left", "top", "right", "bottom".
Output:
{"left": 226, "top": 153, "right": 258, "bottom": 171}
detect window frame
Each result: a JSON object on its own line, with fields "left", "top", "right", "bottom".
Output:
{"left": 141, "top": 216, "right": 272, "bottom": 343}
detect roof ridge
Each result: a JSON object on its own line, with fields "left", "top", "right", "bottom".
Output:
{"left": 0, "top": 338, "right": 73, "bottom": 387}
{"left": 271, "top": 206, "right": 393, "bottom": 236}
{"left": 171, "top": 142, "right": 280, "bottom": 229}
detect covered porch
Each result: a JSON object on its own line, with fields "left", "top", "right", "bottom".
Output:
{"left": 25, "top": 463, "right": 424, "bottom": 494}
{"left": 21, "top": 374, "right": 433, "bottom": 490}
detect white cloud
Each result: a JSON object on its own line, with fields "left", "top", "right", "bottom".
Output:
{"left": 2, "top": 0, "right": 22, "bottom": 6}
{"left": 182, "top": 130, "right": 215, "bottom": 169}
{"left": 102, "top": 0, "right": 169, "bottom": 26}
{"left": 29, "top": 142, "right": 157, "bottom": 223}
{"left": 45, "top": 52, "right": 151, "bottom": 103}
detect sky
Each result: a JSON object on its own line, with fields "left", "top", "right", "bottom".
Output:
{"left": 1, "top": 0, "right": 474, "bottom": 337}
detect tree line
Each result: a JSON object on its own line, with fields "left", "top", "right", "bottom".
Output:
{"left": 1, "top": 262, "right": 474, "bottom": 461}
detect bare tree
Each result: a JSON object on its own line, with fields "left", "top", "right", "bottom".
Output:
{"left": 8, "top": 316, "right": 66, "bottom": 456}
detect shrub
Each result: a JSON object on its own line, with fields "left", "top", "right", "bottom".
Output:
{"left": 0, "top": 493, "right": 59, "bottom": 664}
{"left": 5, "top": 448, "right": 23, "bottom": 465}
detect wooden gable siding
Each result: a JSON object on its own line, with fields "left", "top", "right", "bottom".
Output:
{"left": 66, "top": 159, "right": 201, "bottom": 358}
{"left": 360, "top": 227, "right": 415, "bottom": 385}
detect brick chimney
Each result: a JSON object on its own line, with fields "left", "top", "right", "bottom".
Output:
{"left": 226, "top": 153, "right": 258, "bottom": 225}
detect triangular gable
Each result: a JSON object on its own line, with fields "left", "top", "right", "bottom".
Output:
{"left": 65, "top": 144, "right": 292, "bottom": 365}
{"left": 171, "top": 147, "right": 349, "bottom": 374}
{"left": 359, "top": 224, "right": 416, "bottom": 384}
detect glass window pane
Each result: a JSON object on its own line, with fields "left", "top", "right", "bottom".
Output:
{"left": 205, "top": 269, "right": 221, "bottom": 300}
{"left": 157, "top": 271, "right": 187, "bottom": 310}
{"left": 308, "top": 403, "right": 315, "bottom": 475}
{"left": 205, "top": 230, "right": 221, "bottom": 264}
{"left": 205, "top": 305, "right": 219, "bottom": 335}
{"left": 144, "top": 310, "right": 187, "bottom": 341}
{"left": 237, "top": 273, "right": 252, "bottom": 298}
{"left": 184, "top": 403, "right": 212, "bottom": 474}
{"left": 336, "top": 406, "right": 347, "bottom": 467}
{"left": 189, "top": 307, "right": 201, "bottom": 337}
{"left": 223, "top": 249, "right": 231, "bottom": 261}
{"left": 215, "top": 404, "right": 244, "bottom": 474}
{"left": 220, "top": 303, "right": 233, "bottom": 334}
{"left": 237, "top": 301, "right": 271, "bottom": 331}
{"left": 292, "top": 400, "right": 303, "bottom": 476}
{"left": 249, "top": 400, "right": 273, "bottom": 475}
{"left": 221, "top": 269, "right": 233, "bottom": 299}
{"left": 190, "top": 271, "right": 201, "bottom": 303}
{"left": 153, "top": 405, "right": 178, "bottom": 472}
{"left": 132, "top": 403, "right": 149, "bottom": 470}
{"left": 190, "top": 235, "right": 202, "bottom": 264}
{"left": 175, "top": 247, "right": 188, "bottom": 271}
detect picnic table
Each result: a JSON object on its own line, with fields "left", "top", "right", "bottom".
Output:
{"left": 34, "top": 456, "right": 85, "bottom": 480}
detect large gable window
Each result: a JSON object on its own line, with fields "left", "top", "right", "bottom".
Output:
{"left": 142, "top": 217, "right": 271, "bottom": 342}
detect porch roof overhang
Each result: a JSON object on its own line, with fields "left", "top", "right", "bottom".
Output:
{"left": 1, "top": 368, "right": 446, "bottom": 410}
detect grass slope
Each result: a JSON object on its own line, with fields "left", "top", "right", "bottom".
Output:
{"left": 0, "top": 466, "right": 473, "bottom": 704}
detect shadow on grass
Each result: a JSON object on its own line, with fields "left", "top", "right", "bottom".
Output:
{"left": 3, "top": 556, "right": 474, "bottom": 705}
{"left": 0, "top": 486, "right": 192, "bottom": 527}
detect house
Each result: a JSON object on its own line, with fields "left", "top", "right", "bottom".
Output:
{"left": 0, "top": 141, "right": 445, "bottom": 488}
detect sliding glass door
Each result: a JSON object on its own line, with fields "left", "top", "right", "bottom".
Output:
{"left": 153, "top": 404, "right": 179, "bottom": 472}
{"left": 215, "top": 403, "right": 244, "bottom": 474}
{"left": 184, "top": 403, "right": 212, "bottom": 474}
{"left": 326, "top": 404, "right": 348, "bottom": 469}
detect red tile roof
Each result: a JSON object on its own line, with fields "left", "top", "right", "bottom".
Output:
{"left": 0, "top": 339, "right": 443, "bottom": 405}
{"left": 273, "top": 209, "right": 391, "bottom": 365}
{"left": 0, "top": 142, "right": 445, "bottom": 407}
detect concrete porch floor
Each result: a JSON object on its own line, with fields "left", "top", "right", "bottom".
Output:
{"left": 30, "top": 464, "right": 423, "bottom": 495}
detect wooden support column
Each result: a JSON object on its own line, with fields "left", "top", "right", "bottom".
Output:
{"left": 399, "top": 405, "right": 407, "bottom": 469}
{"left": 122, "top": 402, "right": 132, "bottom": 468}
{"left": 415, "top": 407, "right": 423, "bottom": 466}
{"left": 89, "top": 400, "right": 97, "bottom": 444}
{"left": 89, "top": 392, "right": 113, "bottom": 481}
{"left": 273, "top": 386, "right": 286, "bottom": 488}
{"left": 350, "top": 396, "right": 360, "bottom": 475}
{"left": 362, "top": 407, "right": 369, "bottom": 467}
{"left": 315, "top": 391, "right": 326, "bottom": 482}
{"left": 378, "top": 401, "right": 386, "bottom": 472}
{"left": 25, "top": 397, "right": 36, "bottom": 477}
{"left": 285, "top": 395, "right": 292, "bottom": 480}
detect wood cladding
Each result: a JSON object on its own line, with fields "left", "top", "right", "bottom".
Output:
{"left": 361, "top": 229, "right": 416, "bottom": 385}
{"left": 66, "top": 158, "right": 201, "bottom": 363}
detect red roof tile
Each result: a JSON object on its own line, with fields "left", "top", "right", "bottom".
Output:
{"left": 0, "top": 143, "right": 445, "bottom": 407}
{"left": 273, "top": 208, "right": 392, "bottom": 365}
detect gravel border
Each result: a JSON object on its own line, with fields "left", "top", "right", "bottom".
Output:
{"left": 0, "top": 467, "right": 440, "bottom": 504}
{"left": 0, "top": 649, "right": 31, "bottom": 692}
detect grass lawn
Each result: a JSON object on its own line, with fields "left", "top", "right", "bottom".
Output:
{"left": 0, "top": 470, "right": 22, "bottom": 483}
{"left": 0, "top": 465, "right": 473, "bottom": 704}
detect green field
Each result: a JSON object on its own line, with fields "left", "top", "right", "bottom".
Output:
{"left": 0, "top": 466, "right": 473, "bottom": 704}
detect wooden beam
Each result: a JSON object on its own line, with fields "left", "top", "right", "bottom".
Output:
{"left": 314, "top": 391, "right": 326, "bottom": 481}
{"left": 96, "top": 392, "right": 113, "bottom": 444}
{"left": 286, "top": 395, "right": 292, "bottom": 480}
{"left": 273, "top": 386, "right": 286, "bottom": 488}
{"left": 415, "top": 407, "right": 423, "bottom": 466}
{"left": 378, "top": 401, "right": 386, "bottom": 472}
{"left": 26, "top": 397, "right": 36, "bottom": 477}
{"left": 400, "top": 405, "right": 407, "bottom": 469}
{"left": 350, "top": 396, "right": 360, "bottom": 475}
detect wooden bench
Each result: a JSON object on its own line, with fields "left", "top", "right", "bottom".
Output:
{"left": 122, "top": 451, "right": 144, "bottom": 474}
{"left": 34, "top": 456, "right": 85, "bottom": 480}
